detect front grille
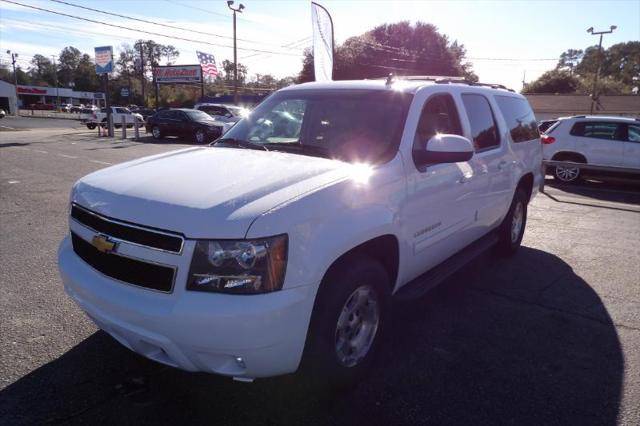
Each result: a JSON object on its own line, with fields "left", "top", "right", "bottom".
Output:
{"left": 71, "top": 232, "right": 175, "bottom": 292}
{"left": 71, "top": 204, "right": 183, "bottom": 253}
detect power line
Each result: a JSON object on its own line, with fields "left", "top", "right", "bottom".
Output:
{"left": 0, "top": 0, "right": 304, "bottom": 57}
{"left": 47, "top": 0, "right": 304, "bottom": 51}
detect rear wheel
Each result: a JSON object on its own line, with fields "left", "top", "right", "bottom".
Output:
{"left": 86, "top": 123, "right": 96, "bottom": 130}
{"left": 302, "top": 256, "right": 390, "bottom": 388}
{"left": 554, "top": 164, "right": 581, "bottom": 183}
{"left": 497, "top": 188, "right": 528, "bottom": 255}
{"left": 152, "top": 126, "right": 163, "bottom": 139}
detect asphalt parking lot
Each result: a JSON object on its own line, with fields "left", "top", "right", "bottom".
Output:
{"left": 1, "top": 117, "right": 639, "bottom": 425}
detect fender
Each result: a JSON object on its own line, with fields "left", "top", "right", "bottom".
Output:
{"left": 246, "top": 156, "right": 406, "bottom": 290}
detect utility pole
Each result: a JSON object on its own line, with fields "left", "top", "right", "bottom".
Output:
{"left": 6, "top": 50, "right": 18, "bottom": 114}
{"left": 227, "top": 1, "right": 245, "bottom": 105}
{"left": 138, "top": 43, "right": 145, "bottom": 107}
{"left": 587, "top": 25, "right": 617, "bottom": 114}
{"left": 51, "top": 55, "right": 60, "bottom": 110}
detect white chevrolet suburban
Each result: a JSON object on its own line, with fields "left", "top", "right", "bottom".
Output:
{"left": 58, "top": 77, "right": 543, "bottom": 384}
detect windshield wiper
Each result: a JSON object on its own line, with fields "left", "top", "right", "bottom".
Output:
{"left": 212, "top": 138, "right": 268, "bottom": 151}
{"left": 261, "top": 142, "right": 331, "bottom": 158}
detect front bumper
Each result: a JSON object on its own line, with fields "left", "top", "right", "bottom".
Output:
{"left": 58, "top": 235, "right": 317, "bottom": 379}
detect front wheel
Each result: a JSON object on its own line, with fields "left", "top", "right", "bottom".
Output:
{"left": 194, "top": 129, "right": 206, "bottom": 144}
{"left": 86, "top": 123, "right": 96, "bottom": 130}
{"left": 496, "top": 188, "right": 528, "bottom": 256}
{"left": 302, "top": 256, "right": 390, "bottom": 388}
{"left": 151, "top": 126, "right": 163, "bottom": 139}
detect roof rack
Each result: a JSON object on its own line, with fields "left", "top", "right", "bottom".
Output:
{"left": 380, "top": 74, "right": 515, "bottom": 92}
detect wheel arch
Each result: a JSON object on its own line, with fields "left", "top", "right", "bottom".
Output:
{"left": 516, "top": 172, "right": 534, "bottom": 203}
{"left": 321, "top": 234, "right": 399, "bottom": 294}
{"left": 551, "top": 151, "right": 588, "bottom": 163}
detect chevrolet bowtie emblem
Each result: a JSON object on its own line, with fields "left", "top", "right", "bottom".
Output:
{"left": 91, "top": 234, "right": 117, "bottom": 254}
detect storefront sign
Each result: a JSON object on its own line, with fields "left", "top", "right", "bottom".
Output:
{"left": 152, "top": 65, "right": 202, "bottom": 83}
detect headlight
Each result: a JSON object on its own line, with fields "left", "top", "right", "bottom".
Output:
{"left": 187, "top": 235, "right": 288, "bottom": 294}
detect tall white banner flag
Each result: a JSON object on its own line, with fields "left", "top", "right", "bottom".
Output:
{"left": 311, "top": 2, "right": 334, "bottom": 81}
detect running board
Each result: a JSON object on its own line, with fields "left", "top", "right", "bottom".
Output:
{"left": 394, "top": 232, "right": 499, "bottom": 301}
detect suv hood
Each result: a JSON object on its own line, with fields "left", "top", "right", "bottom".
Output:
{"left": 72, "top": 147, "right": 353, "bottom": 238}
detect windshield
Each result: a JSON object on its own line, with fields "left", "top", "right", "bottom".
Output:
{"left": 185, "top": 110, "right": 215, "bottom": 121}
{"left": 222, "top": 89, "right": 412, "bottom": 163}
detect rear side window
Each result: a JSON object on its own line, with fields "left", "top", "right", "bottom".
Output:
{"left": 570, "top": 122, "right": 624, "bottom": 140}
{"left": 628, "top": 124, "right": 640, "bottom": 143}
{"left": 461, "top": 94, "right": 500, "bottom": 151}
{"left": 494, "top": 96, "right": 539, "bottom": 143}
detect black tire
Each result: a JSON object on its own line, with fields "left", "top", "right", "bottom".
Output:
{"left": 551, "top": 156, "right": 585, "bottom": 184}
{"left": 496, "top": 188, "right": 528, "bottom": 256}
{"left": 151, "top": 126, "right": 163, "bottom": 140}
{"left": 301, "top": 255, "right": 390, "bottom": 388}
{"left": 194, "top": 128, "right": 206, "bottom": 144}
{"left": 86, "top": 123, "right": 96, "bottom": 130}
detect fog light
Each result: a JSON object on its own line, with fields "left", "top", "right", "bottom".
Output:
{"left": 235, "top": 356, "right": 246, "bottom": 368}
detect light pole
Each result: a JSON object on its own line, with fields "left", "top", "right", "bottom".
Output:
{"left": 587, "top": 25, "right": 617, "bottom": 114}
{"left": 51, "top": 55, "right": 61, "bottom": 110}
{"left": 227, "top": 0, "right": 245, "bottom": 105}
{"left": 6, "top": 50, "right": 18, "bottom": 114}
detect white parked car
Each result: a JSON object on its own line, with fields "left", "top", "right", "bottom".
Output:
{"left": 58, "top": 78, "right": 543, "bottom": 384}
{"left": 542, "top": 115, "right": 640, "bottom": 182}
{"left": 194, "top": 103, "right": 249, "bottom": 125}
{"left": 84, "top": 106, "right": 144, "bottom": 130}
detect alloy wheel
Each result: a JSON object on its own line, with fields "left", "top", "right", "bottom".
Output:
{"left": 334, "top": 285, "right": 380, "bottom": 368}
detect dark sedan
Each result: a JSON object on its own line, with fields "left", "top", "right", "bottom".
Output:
{"left": 145, "top": 109, "right": 224, "bottom": 143}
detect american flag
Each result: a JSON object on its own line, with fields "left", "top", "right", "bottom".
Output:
{"left": 197, "top": 51, "right": 218, "bottom": 77}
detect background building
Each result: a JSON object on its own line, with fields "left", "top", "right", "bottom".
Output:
{"left": 0, "top": 80, "right": 18, "bottom": 115}
{"left": 527, "top": 95, "right": 640, "bottom": 120}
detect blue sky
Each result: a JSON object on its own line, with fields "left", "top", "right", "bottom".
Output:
{"left": 1, "top": 0, "right": 638, "bottom": 91}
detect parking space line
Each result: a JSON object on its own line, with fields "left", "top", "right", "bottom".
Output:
{"left": 90, "top": 160, "right": 113, "bottom": 165}
{"left": 58, "top": 154, "right": 79, "bottom": 159}
{"left": 33, "top": 149, "right": 48, "bottom": 154}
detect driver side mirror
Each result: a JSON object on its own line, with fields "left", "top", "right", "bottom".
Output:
{"left": 414, "top": 134, "right": 474, "bottom": 167}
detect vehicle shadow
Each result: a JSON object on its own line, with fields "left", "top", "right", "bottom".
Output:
{"left": 0, "top": 247, "right": 622, "bottom": 425}
{"left": 544, "top": 177, "right": 640, "bottom": 205}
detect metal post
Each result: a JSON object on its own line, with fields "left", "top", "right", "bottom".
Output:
{"left": 233, "top": 11, "right": 237, "bottom": 105}
{"left": 51, "top": 55, "right": 60, "bottom": 111}
{"left": 121, "top": 115, "right": 127, "bottom": 140}
{"left": 6, "top": 50, "right": 19, "bottom": 115}
{"left": 587, "top": 25, "right": 617, "bottom": 114}
{"left": 227, "top": 2, "right": 245, "bottom": 105}
{"left": 139, "top": 43, "right": 145, "bottom": 107}
{"left": 109, "top": 114, "right": 115, "bottom": 137}
{"left": 103, "top": 73, "right": 114, "bottom": 137}
{"left": 134, "top": 119, "right": 140, "bottom": 141}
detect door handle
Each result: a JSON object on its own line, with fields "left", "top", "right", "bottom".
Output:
{"left": 498, "top": 160, "right": 508, "bottom": 170}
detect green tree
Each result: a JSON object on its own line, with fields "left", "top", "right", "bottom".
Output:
{"left": 57, "top": 46, "right": 82, "bottom": 86}
{"left": 222, "top": 59, "right": 248, "bottom": 85}
{"left": 29, "top": 54, "right": 57, "bottom": 86}
{"left": 556, "top": 49, "right": 583, "bottom": 75}
{"left": 298, "top": 21, "right": 477, "bottom": 82}
{"left": 522, "top": 69, "right": 580, "bottom": 94}
{"left": 74, "top": 54, "right": 100, "bottom": 92}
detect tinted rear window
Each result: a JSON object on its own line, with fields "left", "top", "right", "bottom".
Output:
{"left": 570, "top": 122, "right": 624, "bottom": 140}
{"left": 494, "top": 96, "right": 539, "bottom": 142}
{"left": 461, "top": 94, "right": 500, "bottom": 151}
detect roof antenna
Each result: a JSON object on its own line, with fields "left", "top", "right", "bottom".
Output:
{"left": 385, "top": 73, "right": 395, "bottom": 87}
